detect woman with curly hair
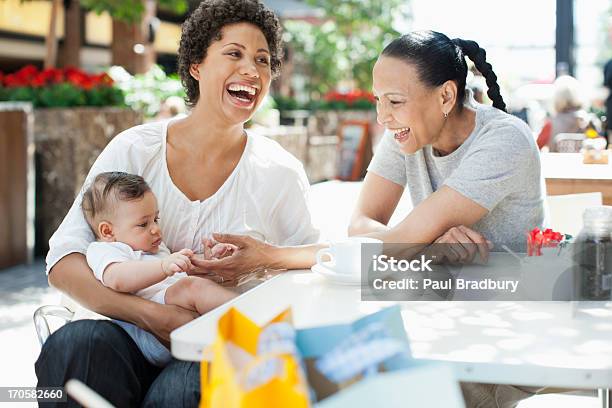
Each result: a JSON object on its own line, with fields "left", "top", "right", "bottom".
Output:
{"left": 195, "top": 30, "right": 547, "bottom": 407}
{"left": 200, "top": 31, "right": 545, "bottom": 268}
{"left": 36, "top": 1, "right": 320, "bottom": 406}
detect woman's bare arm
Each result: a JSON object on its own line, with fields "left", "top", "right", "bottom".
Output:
{"left": 348, "top": 172, "right": 490, "bottom": 262}
{"left": 190, "top": 234, "right": 328, "bottom": 281}
{"left": 192, "top": 174, "right": 399, "bottom": 278}
{"left": 366, "top": 186, "right": 488, "bottom": 244}
{"left": 349, "top": 172, "right": 405, "bottom": 236}
{"left": 48, "top": 253, "right": 198, "bottom": 345}
{"left": 349, "top": 170, "right": 488, "bottom": 243}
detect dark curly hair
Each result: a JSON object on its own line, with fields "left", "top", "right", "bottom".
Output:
{"left": 382, "top": 30, "right": 506, "bottom": 112}
{"left": 177, "top": 0, "right": 283, "bottom": 107}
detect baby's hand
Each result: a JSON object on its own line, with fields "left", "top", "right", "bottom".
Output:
{"left": 203, "top": 238, "right": 236, "bottom": 260}
{"left": 211, "top": 242, "right": 236, "bottom": 259}
{"left": 161, "top": 249, "right": 194, "bottom": 276}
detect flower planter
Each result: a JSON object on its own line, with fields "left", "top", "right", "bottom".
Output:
{"left": 34, "top": 107, "right": 142, "bottom": 254}
{"left": 306, "top": 135, "right": 338, "bottom": 183}
{"left": 309, "top": 110, "right": 380, "bottom": 139}
{"left": 0, "top": 103, "right": 34, "bottom": 269}
{"left": 277, "top": 109, "right": 385, "bottom": 182}
{"left": 250, "top": 125, "right": 309, "bottom": 164}
{"left": 1, "top": 66, "right": 143, "bottom": 255}
{"left": 306, "top": 110, "right": 383, "bottom": 182}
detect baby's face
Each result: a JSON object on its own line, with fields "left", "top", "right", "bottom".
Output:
{"left": 110, "top": 191, "right": 163, "bottom": 253}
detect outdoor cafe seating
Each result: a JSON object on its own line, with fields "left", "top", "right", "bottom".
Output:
{"left": 32, "top": 181, "right": 609, "bottom": 407}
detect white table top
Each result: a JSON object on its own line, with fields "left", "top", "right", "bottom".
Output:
{"left": 541, "top": 152, "right": 612, "bottom": 180}
{"left": 171, "top": 260, "right": 612, "bottom": 389}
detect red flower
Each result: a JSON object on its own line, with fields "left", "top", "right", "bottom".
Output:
{"left": 66, "top": 71, "right": 88, "bottom": 88}
{"left": 80, "top": 77, "right": 95, "bottom": 90}
{"left": 323, "top": 90, "right": 375, "bottom": 106}
{"left": 15, "top": 65, "right": 39, "bottom": 83}
{"left": 3, "top": 73, "right": 28, "bottom": 88}
{"left": 527, "top": 227, "right": 564, "bottom": 256}
{"left": 39, "top": 68, "right": 64, "bottom": 84}
{"left": 30, "top": 74, "right": 46, "bottom": 88}
{"left": 92, "top": 73, "right": 113, "bottom": 87}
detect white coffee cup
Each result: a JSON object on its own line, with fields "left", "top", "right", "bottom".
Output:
{"left": 316, "top": 237, "right": 383, "bottom": 277}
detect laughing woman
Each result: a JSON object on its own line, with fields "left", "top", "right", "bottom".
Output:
{"left": 349, "top": 30, "right": 546, "bottom": 407}
{"left": 35, "top": 1, "right": 318, "bottom": 406}
{"left": 203, "top": 31, "right": 547, "bottom": 272}
{"left": 349, "top": 31, "right": 546, "bottom": 260}
{"left": 195, "top": 30, "right": 548, "bottom": 408}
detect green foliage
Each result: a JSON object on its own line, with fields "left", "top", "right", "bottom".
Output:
{"left": 80, "top": 0, "right": 188, "bottom": 23}
{"left": 4, "top": 86, "right": 37, "bottom": 103}
{"left": 283, "top": 0, "right": 409, "bottom": 98}
{"left": 0, "top": 84, "right": 126, "bottom": 108}
{"left": 273, "top": 95, "right": 303, "bottom": 111}
{"left": 0, "top": 66, "right": 125, "bottom": 108}
{"left": 86, "top": 86, "right": 125, "bottom": 107}
{"left": 109, "top": 64, "right": 185, "bottom": 117}
{"left": 37, "top": 83, "right": 86, "bottom": 107}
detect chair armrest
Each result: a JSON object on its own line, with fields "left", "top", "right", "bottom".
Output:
{"left": 33, "top": 305, "right": 75, "bottom": 346}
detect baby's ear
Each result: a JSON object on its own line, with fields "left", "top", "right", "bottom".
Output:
{"left": 98, "top": 221, "right": 114, "bottom": 241}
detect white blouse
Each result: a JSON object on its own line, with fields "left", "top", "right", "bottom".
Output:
{"left": 46, "top": 119, "right": 320, "bottom": 274}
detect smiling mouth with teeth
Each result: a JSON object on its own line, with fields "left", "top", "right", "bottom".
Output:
{"left": 392, "top": 127, "right": 411, "bottom": 142}
{"left": 226, "top": 84, "right": 257, "bottom": 104}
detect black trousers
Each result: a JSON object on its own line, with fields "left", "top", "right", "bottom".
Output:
{"left": 35, "top": 319, "right": 201, "bottom": 407}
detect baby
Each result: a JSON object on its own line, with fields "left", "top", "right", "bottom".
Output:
{"left": 81, "top": 171, "right": 236, "bottom": 365}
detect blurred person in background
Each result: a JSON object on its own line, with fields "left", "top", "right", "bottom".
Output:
{"left": 603, "top": 58, "right": 612, "bottom": 143}
{"left": 536, "top": 75, "right": 597, "bottom": 151}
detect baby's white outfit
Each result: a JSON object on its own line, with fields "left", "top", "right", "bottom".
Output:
{"left": 86, "top": 241, "right": 183, "bottom": 366}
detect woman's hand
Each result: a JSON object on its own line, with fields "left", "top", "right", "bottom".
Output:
{"left": 142, "top": 302, "right": 199, "bottom": 347}
{"left": 189, "top": 233, "right": 274, "bottom": 285}
{"left": 432, "top": 225, "right": 492, "bottom": 264}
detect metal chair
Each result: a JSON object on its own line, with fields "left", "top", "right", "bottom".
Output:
{"left": 33, "top": 304, "right": 75, "bottom": 346}
{"left": 552, "top": 133, "right": 585, "bottom": 153}
{"left": 33, "top": 294, "right": 105, "bottom": 346}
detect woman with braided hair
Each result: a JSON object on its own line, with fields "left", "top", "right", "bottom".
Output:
{"left": 349, "top": 30, "right": 545, "bottom": 259}
{"left": 346, "top": 28, "right": 547, "bottom": 408}
{"left": 203, "top": 30, "right": 548, "bottom": 407}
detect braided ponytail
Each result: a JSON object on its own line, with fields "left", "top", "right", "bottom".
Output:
{"left": 452, "top": 38, "right": 506, "bottom": 112}
{"left": 382, "top": 31, "right": 506, "bottom": 113}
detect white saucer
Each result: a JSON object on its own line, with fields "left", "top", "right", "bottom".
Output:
{"left": 311, "top": 263, "right": 361, "bottom": 285}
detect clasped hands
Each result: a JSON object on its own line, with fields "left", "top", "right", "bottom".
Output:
{"left": 161, "top": 233, "right": 271, "bottom": 286}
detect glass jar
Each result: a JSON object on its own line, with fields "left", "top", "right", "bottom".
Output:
{"left": 573, "top": 207, "right": 612, "bottom": 300}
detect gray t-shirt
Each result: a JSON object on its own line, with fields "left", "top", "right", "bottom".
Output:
{"left": 368, "top": 103, "right": 546, "bottom": 249}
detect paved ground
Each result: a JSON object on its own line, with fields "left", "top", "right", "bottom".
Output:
{"left": 0, "top": 258, "right": 600, "bottom": 407}
{"left": 0, "top": 258, "right": 58, "bottom": 406}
